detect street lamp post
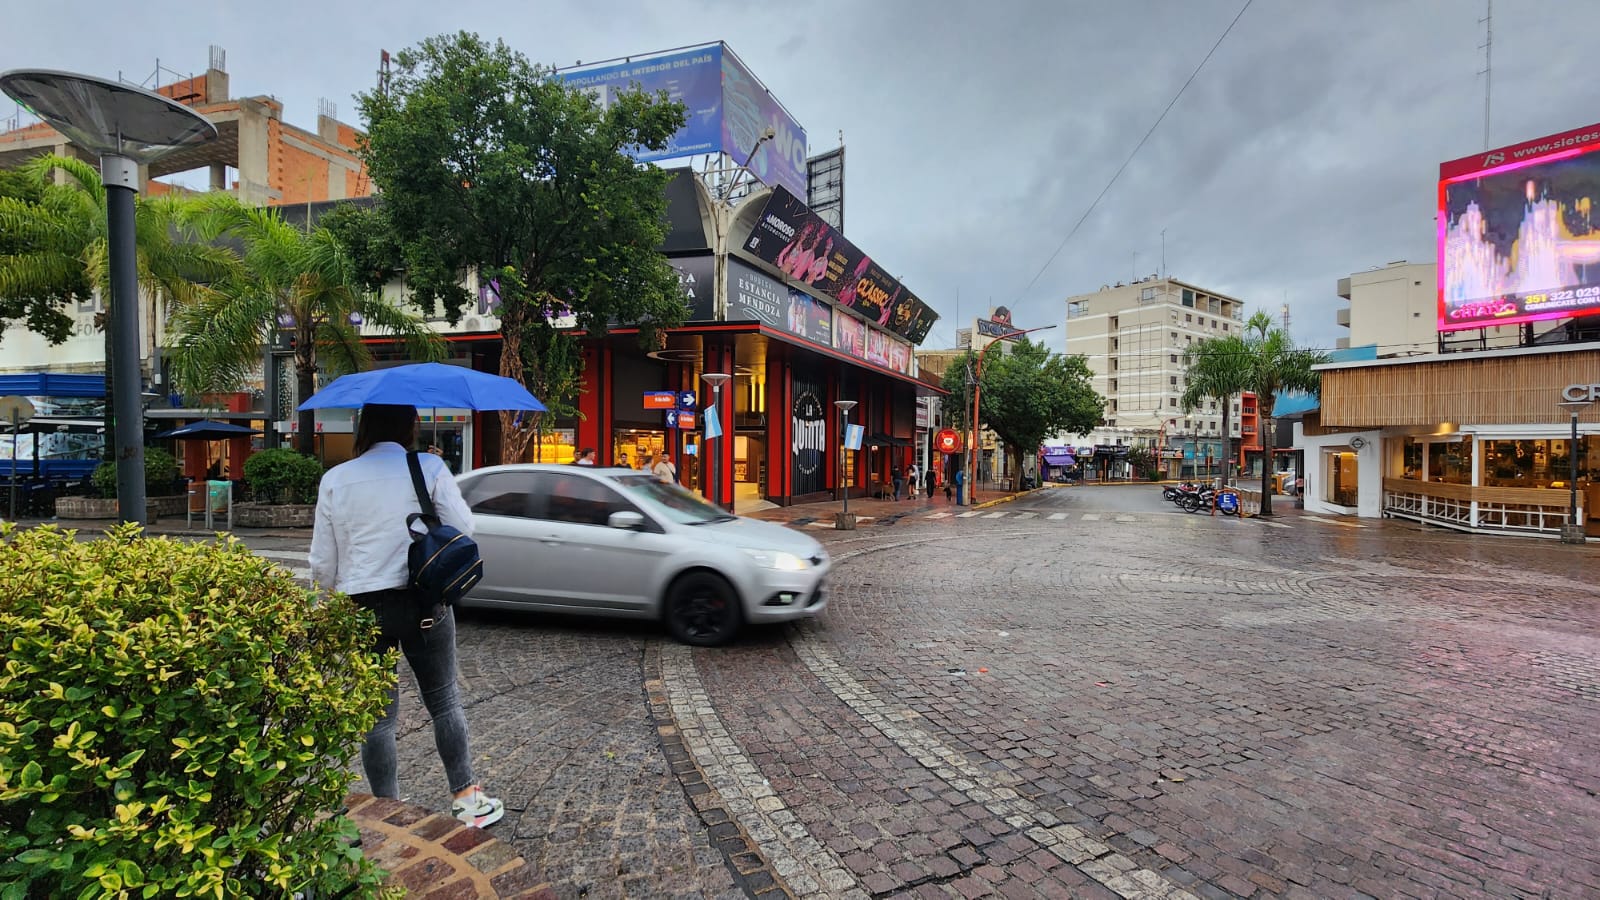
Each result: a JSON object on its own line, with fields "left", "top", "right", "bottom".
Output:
{"left": 701, "top": 372, "right": 731, "bottom": 509}
{"left": 834, "top": 400, "right": 857, "bottom": 529}
{"left": 1, "top": 70, "right": 216, "bottom": 525}
{"left": 970, "top": 324, "right": 1057, "bottom": 496}
{"left": 1558, "top": 399, "right": 1590, "bottom": 544}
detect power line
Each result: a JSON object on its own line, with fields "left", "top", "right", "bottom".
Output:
{"left": 1011, "top": 0, "right": 1255, "bottom": 310}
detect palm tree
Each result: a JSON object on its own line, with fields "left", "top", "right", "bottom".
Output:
{"left": 0, "top": 155, "right": 236, "bottom": 451}
{"left": 1179, "top": 333, "right": 1252, "bottom": 487}
{"left": 1238, "top": 311, "right": 1327, "bottom": 516}
{"left": 168, "top": 196, "right": 445, "bottom": 453}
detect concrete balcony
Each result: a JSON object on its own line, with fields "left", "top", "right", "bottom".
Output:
{"left": 1337, "top": 277, "right": 1352, "bottom": 299}
{"left": 1336, "top": 307, "right": 1351, "bottom": 327}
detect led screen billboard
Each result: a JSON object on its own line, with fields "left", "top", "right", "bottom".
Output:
{"left": 1439, "top": 122, "right": 1600, "bottom": 331}
{"left": 556, "top": 44, "right": 807, "bottom": 197}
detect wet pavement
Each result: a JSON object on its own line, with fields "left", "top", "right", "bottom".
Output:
{"left": 67, "top": 486, "right": 1600, "bottom": 898}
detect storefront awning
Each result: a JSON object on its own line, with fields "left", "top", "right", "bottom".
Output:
{"left": 1043, "top": 453, "right": 1075, "bottom": 466}
{"left": 865, "top": 433, "right": 911, "bottom": 447}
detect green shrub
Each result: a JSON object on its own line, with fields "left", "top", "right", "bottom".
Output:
{"left": 242, "top": 449, "right": 324, "bottom": 505}
{"left": 0, "top": 523, "right": 395, "bottom": 898}
{"left": 90, "top": 447, "right": 180, "bottom": 500}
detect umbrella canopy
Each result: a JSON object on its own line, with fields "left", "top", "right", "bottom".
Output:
{"left": 151, "top": 419, "right": 261, "bottom": 440}
{"left": 297, "top": 363, "right": 547, "bottom": 412}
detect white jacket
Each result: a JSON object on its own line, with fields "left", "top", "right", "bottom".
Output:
{"left": 309, "top": 443, "right": 475, "bottom": 596}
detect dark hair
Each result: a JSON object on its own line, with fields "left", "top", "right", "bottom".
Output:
{"left": 354, "top": 404, "right": 418, "bottom": 455}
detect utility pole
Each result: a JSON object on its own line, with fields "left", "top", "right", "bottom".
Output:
{"left": 1480, "top": 0, "right": 1493, "bottom": 149}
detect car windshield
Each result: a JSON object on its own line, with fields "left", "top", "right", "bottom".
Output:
{"left": 611, "top": 474, "right": 734, "bottom": 525}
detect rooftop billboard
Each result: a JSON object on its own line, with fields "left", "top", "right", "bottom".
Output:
{"left": 556, "top": 44, "right": 808, "bottom": 197}
{"left": 1438, "top": 121, "right": 1600, "bottom": 332}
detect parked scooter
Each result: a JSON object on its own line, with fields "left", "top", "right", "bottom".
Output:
{"left": 1162, "top": 481, "right": 1198, "bottom": 502}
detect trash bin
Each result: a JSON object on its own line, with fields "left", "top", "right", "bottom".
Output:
{"left": 207, "top": 480, "right": 231, "bottom": 514}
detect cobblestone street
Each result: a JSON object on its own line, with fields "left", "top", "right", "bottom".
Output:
{"left": 304, "top": 486, "right": 1600, "bottom": 898}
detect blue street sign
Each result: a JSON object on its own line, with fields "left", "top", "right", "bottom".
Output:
{"left": 677, "top": 391, "right": 697, "bottom": 411}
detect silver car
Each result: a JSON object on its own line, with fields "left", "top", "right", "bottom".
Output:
{"left": 454, "top": 464, "right": 830, "bottom": 646}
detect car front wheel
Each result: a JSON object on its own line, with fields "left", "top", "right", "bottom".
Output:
{"left": 665, "top": 572, "right": 743, "bottom": 646}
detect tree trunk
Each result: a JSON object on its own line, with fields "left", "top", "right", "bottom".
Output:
{"left": 1219, "top": 395, "right": 1231, "bottom": 488}
{"left": 496, "top": 310, "right": 537, "bottom": 465}
{"left": 1258, "top": 399, "right": 1275, "bottom": 517}
{"left": 295, "top": 353, "right": 316, "bottom": 456}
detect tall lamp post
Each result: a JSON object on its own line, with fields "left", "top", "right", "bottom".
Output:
{"left": 834, "top": 399, "right": 857, "bottom": 529}
{"left": 1, "top": 70, "right": 216, "bottom": 525}
{"left": 701, "top": 372, "right": 731, "bottom": 509}
{"left": 1558, "top": 398, "right": 1590, "bottom": 544}
{"left": 970, "top": 324, "right": 1057, "bottom": 496}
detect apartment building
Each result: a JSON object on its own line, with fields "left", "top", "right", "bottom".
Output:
{"left": 1335, "top": 260, "right": 1517, "bottom": 356}
{"left": 1064, "top": 277, "right": 1247, "bottom": 472}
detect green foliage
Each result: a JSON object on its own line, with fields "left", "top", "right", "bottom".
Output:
{"left": 1180, "top": 333, "right": 1252, "bottom": 486}
{"left": 90, "top": 448, "right": 180, "bottom": 500}
{"left": 0, "top": 156, "right": 236, "bottom": 350}
{"left": 1125, "top": 447, "right": 1160, "bottom": 479}
{"left": 356, "top": 31, "right": 691, "bottom": 462}
{"left": 1238, "top": 311, "right": 1328, "bottom": 515}
{"left": 0, "top": 523, "right": 395, "bottom": 898}
{"left": 939, "top": 340, "right": 1104, "bottom": 487}
{"left": 242, "top": 449, "right": 325, "bottom": 505}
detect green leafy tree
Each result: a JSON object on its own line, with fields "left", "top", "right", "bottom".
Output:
{"left": 1239, "top": 311, "right": 1327, "bottom": 515}
{"left": 0, "top": 156, "right": 235, "bottom": 451}
{"left": 1179, "top": 333, "right": 1252, "bottom": 486}
{"left": 939, "top": 339, "right": 1103, "bottom": 490}
{"left": 355, "top": 31, "right": 691, "bottom": 463}
{"left": 167, "top": 195, "right": 445, "bottom": 453}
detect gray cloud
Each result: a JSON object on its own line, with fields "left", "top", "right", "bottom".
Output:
{"left": 8, "top": 0, "right": 1596, "bottom": 354}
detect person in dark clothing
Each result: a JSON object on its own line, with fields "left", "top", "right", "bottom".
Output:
{"left": 892, "top": 466, "right": 905, "bottom": 501}
{"left": 925, "top": 468, "right": 936, "bottom": 502}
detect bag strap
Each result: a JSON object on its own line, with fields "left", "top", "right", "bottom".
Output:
{"left": 406, "top": 452, "right": 438, "bottom": 520}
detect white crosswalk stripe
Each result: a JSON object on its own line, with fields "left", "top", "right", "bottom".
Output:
{"left": 983, "top": 511, "right": 1008, "bottom": 518}
{"left": 957, "top": 511, "right": 984, "bottom": 518}
{"left": 1081, "top": 514, "right": 1101, "bottom": 521}
{"left": 926, "top": 512, "right": 953, "bottom": 518}
{"left": 1115, "top": 515, "right": 1137, "bottom": 523}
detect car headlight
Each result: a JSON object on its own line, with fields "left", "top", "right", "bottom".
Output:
{"left": 739, "top": 548, "right": 809, "bottom": 571}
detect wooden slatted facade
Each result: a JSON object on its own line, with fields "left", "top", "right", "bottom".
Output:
{"left": 1320, "top": 346, "right": 1600, "bottom": 427}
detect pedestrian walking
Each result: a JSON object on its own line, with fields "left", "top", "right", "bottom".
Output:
{"left": 954, "top": 467, "right": 966, "bottom": 506}
{"left": 907, "top": 463, "right": 920, "bottom": 500}
{"left": 653, "top": 450, "right": 678, "bottom": 484}
{"left": 926, "top": 467, "right": 938, "bottom": 502}
{"left": 309, "top": 403, "right": 504, "bottom": 828}
{"left": 892, "top": 466, "right": 905, "bottom": 501}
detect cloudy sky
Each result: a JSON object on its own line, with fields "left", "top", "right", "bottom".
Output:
{"left": 9, "top": 0, "right": 1597, "bottom": 352}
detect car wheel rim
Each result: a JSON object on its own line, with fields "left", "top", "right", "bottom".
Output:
{"left": 678, "top": 591, "right": 727, "bottom": 639}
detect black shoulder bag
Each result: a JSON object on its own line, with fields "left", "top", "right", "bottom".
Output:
{"left": 405, "top": 452, "right": 484, "bottom": 628}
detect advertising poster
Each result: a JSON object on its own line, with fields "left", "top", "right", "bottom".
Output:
{"left": 669, "top": 255, "right": 716, "bottom": 321}
{"left": 556, "top": 47, "right": 724, "bottom": 161}
{"left": 833, "top": 313, "right": 913, "bottom": 375}
{"left": 791, "top": 379, "right": 827, "bottom": 496}
{"left": 728, "top": 261, "right": 832, "bottom": 347}
{"left": 721, "top": 49, "right": 808, "bottom": 197}
{"left": 1439, "top": 121, "right": 1600, "bottom": 331}
{"left": 741, "top": 186, "right": 939, "bottom": 343}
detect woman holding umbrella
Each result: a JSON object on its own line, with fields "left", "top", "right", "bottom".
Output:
{"left": 310, "top": 403, "right": 503, "bottom": 827}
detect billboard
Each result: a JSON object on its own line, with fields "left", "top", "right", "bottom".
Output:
{"left": 1439, "top": 121, "right": 1600, "bottom": 331}
{"left": 556, "top": 44, "right": 807, "bottom": 197}
{"left": 741, "top": 185, "right": 939, "bottom": 344}
{"left": 728, "top": 260, "right": 832, "bottom": 346}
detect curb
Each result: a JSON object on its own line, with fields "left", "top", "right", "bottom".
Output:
{"left": 972, "top": 487, "right": 1046, "bottom": 510}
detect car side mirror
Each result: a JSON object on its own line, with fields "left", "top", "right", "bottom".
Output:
{"left": 608, "top": 510, "right": 646, "bottom": 530}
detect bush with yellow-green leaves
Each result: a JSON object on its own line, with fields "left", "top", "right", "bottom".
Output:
{"left": 0, "top": 523, "right": 397, "bottom": 898}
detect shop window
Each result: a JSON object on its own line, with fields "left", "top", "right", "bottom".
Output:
{"left": 1324, "top": 450, "right": 1358, "bottom": 506}
{"left": 1426, "top": 437, "right": 1473, "bottom": 484}
{"left": 1482, "top": 436, "right": 1598, "bottom": 488}
{"left": 1401, "top": 437, "right": 1423, "bottom": 479}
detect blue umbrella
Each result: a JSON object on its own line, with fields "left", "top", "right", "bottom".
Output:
{"left": 297, "top": 363, "right": 547, "bottom": 412}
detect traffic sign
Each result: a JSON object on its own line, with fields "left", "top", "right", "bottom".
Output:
{"left": 643, "top": 391, "right": 676, "bottom": 410}
{"left": 0, "top": 396, "right": 34, "bottom": 427}
{"left": 665, "top": 410, "right": 695, "bottom": 429}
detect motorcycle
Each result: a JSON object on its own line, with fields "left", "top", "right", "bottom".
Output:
{"left": 1162, "top": 481, "right": 1198, "bottom": 502}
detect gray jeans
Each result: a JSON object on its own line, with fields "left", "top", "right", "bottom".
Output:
{"left": 356, "top": 590, "right": 475, "bottom": 798}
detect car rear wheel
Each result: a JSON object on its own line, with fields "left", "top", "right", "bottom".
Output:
{"left": 665, "top": 572, "right": 742, "bottom": 647}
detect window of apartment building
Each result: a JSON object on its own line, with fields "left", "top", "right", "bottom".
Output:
{"left": 1169, "top": 397, "right": 1177, "bottom": 407}
{"left": 1186, "top": 335, "right": 1193, "bottom": 344}
{"left": 1209, "top": 298, "right": 1220, "bottom": 314}
{"left": 1068, "top": 301, "right": 1089, "bottom": 319}
{"left": 1170, "top": 331, "right": 1178, "bottom": 341}
{"left": 1169, "top": 376, "right": 1177, "bottom": 386}
{"left": 1108, "top": 316, "right": 1118, "bottom": 329}
{"left": 1109, "top": 379, "right": 1118, "bottom": 392}
{"left": 1110, "top": 358, "right": 1118, "bottom": 371}
{"left": 1111, "top": 338, "right": 1118, "bottom": 350}
{"left": 1110, "top": 399, "right": 1118, "bottom": 411}
{"left": 1169, "top": 354, "right": 1177, "bottom": 363}
{"left": 1222, "top": 323, "right": 1229, "bottom": 332}
{"left": 1184, "top": 314, "right": 1192, "bottom": 324}
{"left": 1140, "top": 287, "right": 1156, "bottom": 301}
{"left": 1209, "top": 401, "right": 1217, "bottom": 411}
{"left": 1107, "top": 419, "right": 1116, "bottom": 427}
{"left": 1182, "top": 289, "right": 1194, "bottom": 307}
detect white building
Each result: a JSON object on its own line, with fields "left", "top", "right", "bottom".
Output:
{"left": 1335, "top": 260, "right": 1518, "bottom": 356}
{"left": 1064, "top": 277, "right": 1247, "bottom": 474}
